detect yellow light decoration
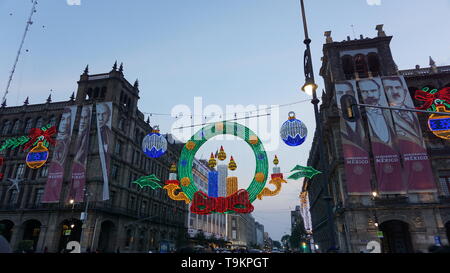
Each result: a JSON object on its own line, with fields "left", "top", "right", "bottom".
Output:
{"left": 169, "top": 163, "right": 177, "bottom": 173}
{"left": 273, "top": 155, "right": 279, "bottom": 166}
{"left": 228, "top": 156, "right": 237, "bottom": 171}
{"left": 428, "top": 106, "right": 450, "bottom": 140}
{"left": 26, "top": 142, "right": 49, "bottom": 169}
{"left": 208, "top": 152, "right": 217, "bottom": 168}
{"left": 186, "top": 141, "right": 196, "bottom": 150}
{"left": 217, "top": 146, "right": 227, "bottom": 161}
{"left": 226, "top": 177, "right": 238, "bottom": 196}
{"left": 163, "top": 184, "right": 191, "bottom": 204}
{"left": 215, "top": 122, "right": 224, "bottom": 132}
{"left": 180, "top": 177, "right": 191, "bottom": 187}
{"left": 255, "top": 172, "right": 265, "bottom": 183}
{"left": 257, "top": 177, "right": 287, "bottom": 200}
{"left": 249, "top": 135, "right": 259, "bottom": 145}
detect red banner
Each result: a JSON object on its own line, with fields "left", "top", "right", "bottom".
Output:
{"left": 42, "top": 106, "right": 77, "bottom": 203}
{"left": 357, "top": 78, "right": 405, "bottom": 194}
{"left": 335, "top": 81, "right": 372, "bottom": 195}
{"left": 382, "top": 76, "right": 436, "bottom": 193}
{"left": 68, "top": 105, "right": 92, "bottom": 202}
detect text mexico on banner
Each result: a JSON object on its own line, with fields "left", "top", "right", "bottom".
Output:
{"left": 382, "top": 76, "right": 436, "bottom": 193}
{"left": 42, "top": 105, "right": 77, "bottom": 203}
{"left": 68, "top": 105, "right": 93, "bottom": 202}
{"left": 335, "top": 81, "right": 372, "bottom": 195}
{"left": 96, "top": 102, "right": 112, "bottom": 201}
{"left": 357, "top": 78, "right": 405, "bottom": 194}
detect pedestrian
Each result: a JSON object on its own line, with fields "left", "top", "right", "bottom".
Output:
{"left": 0, "top": 224, "right": 12, "bottom": 253}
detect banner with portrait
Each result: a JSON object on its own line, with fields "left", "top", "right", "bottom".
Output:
{"left": 68, "top": 105, "right": 93, "bottom": 202}
{"left": 357, "top": 78, "right": 405, "bottom": 194}
{"left": 335, "top": 81, "right": 372, "bottom": 195}
{"left": 42, "top": 105, "right": 77, "bottom": 203}
{"left": 96, "top": 102, "right": 112, "bottom": 201}
{"left": 381, "top": 76, "right": 436, "bottom": 193}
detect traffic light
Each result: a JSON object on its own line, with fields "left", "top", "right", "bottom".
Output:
{"left": 340, "top": 94, "right": 360, "bottom": 122}
{"left": 301, "top": 242, "right": 307, "bottom": 253}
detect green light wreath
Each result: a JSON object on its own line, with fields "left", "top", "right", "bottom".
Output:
{"left": 177, "top": 121, "right": 268, "bottom": 203}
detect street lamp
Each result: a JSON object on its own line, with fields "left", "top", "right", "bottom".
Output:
{"left": 299, "top": 0, "right": 337, "bottom": 252}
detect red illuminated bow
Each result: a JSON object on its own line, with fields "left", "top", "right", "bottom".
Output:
{"left": 415, "top": 87, "right": 450, "bottom": 110}
{"left": 190, "top": 190, "right": 254, "bottom": 215}
{"left": 23, "top": 126, "right": 57, "bottom": 151}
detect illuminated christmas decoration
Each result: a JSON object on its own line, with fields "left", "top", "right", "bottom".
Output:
{"left": 0, "top": 124, "right": 56, "bottom": 152}
{"left": 163, "top": 184, "right": 190, "bottom": 204}
{"left": 280, "top": 112, "right": 308, "bottom": 147}
{"left": 208, "top": 171, "right": 219, "bottom": 198}
{"left": 217, "top": 146, "right": 227, "bottom": 161}
{"left": 132, "top": 175, "right": 163, "bottom": 190}
{"left": 257, "top": 155, "right": 287, "bottom": 200}
{"left": 142, "top": 126, "right": 167, "bottom": 158}
{"left": 288, "top": 165, "right": 321, "bottom": 180}
{"left": 428, "top": 106, "right": 450, "bottom": 140}
{"left": 228, "top": 156, "right": 237, "bottom": 171}
{"left": 26, "top": 141, "right": 49, "bottom": 169}
{"left": 226, "top": 177, "right": 238, "bottom": 196}
{"left": 249, "top": 135, "right": 259, "bottom": 145}
{"left": 186, "top": 141, "right": 196, "bottom": 150}
{"left": 208, "top": 153, "right": 217, "bottom": 168}
{"left": 415, "top": 87, "right": 450, "bottom": 111}
{"left": 177, "top": 121, "right": 268, "bottom": 214}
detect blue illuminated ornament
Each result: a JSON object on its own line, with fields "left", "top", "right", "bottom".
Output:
{"left": 142, "top": 126, "right": 168, "bottom": 158}
{"left": 280, "top": 112, "right": 307, "bottom": 146}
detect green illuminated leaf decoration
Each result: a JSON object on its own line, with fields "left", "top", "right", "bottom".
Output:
{"left": 288, "top": 165, "right": 322, "bottom": 180}
{"left": 132, "top": 174, "right": 162, "bottom": 190}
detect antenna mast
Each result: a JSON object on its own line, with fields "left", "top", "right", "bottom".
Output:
{"left": 1, "top": 0, "right": 38, "bottom": 105}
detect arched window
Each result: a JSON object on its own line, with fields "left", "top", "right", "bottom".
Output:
{"left": 86, "top": 88, "right": 93, "bottom": 100}
{"left": 24, "top": 118, "right": 33, "bottom": 133}
{"left": 341, "top": 55, "right": 355, "bottom": 80}
{"left": 12, "top": 120, "right": 21, "bottom": 134}
{"left": 35, "top": 117, "right": 44, "bottom": 129}
{"left": 368, "top": 53, "right": 381, "bottom": 77}
{"left": 100, "top": 87, "right": 107, "bottom": 98}
{"left": 354, "top": 54, "right": 369, "bottom": 78}
{"left": 93, "top": 87, "right": 100, "bottom": 98}
{"left": 49, "top": 116, "right": 56, "bottom": 127}
{"left": 1, "top": 120, "right": 12, "bottom": 135}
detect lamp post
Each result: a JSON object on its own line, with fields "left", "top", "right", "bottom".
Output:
{"left": 299, "top": 0, "right": 337, "bottom": 251}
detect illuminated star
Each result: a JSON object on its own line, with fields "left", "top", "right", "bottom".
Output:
{"left": 7, "top": 178, "right": 23, "bottom": 193}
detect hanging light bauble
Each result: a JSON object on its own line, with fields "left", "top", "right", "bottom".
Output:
{"left": 142, "top": 126, "right": 167, "bottom": 158}
{"left": 280, "top": 112, "right": 307, "bottom": 147}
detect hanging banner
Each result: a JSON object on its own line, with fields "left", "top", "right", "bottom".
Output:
{"left": 382, "top": 76, "right": 436, "bottom": 193}
{"left": 68, "top": 105, "right": 93, "bottom": 202}
{"left": 335, "top": 81, "right": 372, "bottom": 195}
{"left": 42, "top": 106, "right": 77, "bottom": 203}
{"left": 96, "top": 102, "right": 113, "bottom": 201}
{"left": 357, "top": 78, "right": 405, "bottom": 194}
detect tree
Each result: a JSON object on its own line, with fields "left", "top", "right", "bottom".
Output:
{"left": 290, "top": 223, "right": 307, "bottom": 250}
{"left": 281, "top": 234, "right": 291, "bottom": 250}
{"left": 272, "top": 241, "right": 282, "bottom": 249}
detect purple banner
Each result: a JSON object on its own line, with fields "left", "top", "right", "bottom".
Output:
{"left": 382, "top": 76, "right": 436, "bottom": 193}
{"left": 335, "top": 81, "right": 372, "bottom": 195}
{"left": 96, "top": 102, "right": 112, "bottom": 201}
{"left": 42, "top": 106, "right": 77, "bottom": 203}
{"left": 68, "top": 105, "right": 92, "bottom": 202}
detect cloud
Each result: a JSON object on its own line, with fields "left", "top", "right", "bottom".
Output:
{"left": 367, "top": 0, "right": 381, "bottom": 6}
{"left": 67, "top": 0, "right": 81, "bottom": 6}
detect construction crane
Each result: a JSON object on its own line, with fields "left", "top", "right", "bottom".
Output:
{"left": 1, "top": 0, "right": 38, "bottom": 106}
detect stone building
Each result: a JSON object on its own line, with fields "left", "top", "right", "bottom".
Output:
{"left": 303, "top": 26, "right": 450, "bottom": 253}
{"left": 187, "top": 158, "right": 227, "bottom": 240}
{"left": 0, "top": 64, "right": 188, "bottom": 253}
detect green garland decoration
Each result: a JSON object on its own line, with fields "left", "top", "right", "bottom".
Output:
{"left": 177, "top": 121, "right": 268, "bottom": 203}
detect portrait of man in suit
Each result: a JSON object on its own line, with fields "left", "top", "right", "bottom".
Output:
{"left": 54, "top": 108, "right": 73, "bottom": 166}
{"left": 382, "top": 76, "right": 423, "bottom": 146}
{"left": 335, "top": 81, "right": 368, "bottom": 149}
{"left": 357, "top": 78, "right": 396, "bottom": 147}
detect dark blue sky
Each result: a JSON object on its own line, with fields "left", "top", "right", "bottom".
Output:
{"left": 1, "top": 0, "right": 449, "bottom": 241}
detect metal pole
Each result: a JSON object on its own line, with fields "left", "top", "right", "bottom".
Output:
{"left": 300, "top": 0, "right": 337, "bottom": 251}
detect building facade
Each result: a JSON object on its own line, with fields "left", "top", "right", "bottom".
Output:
{"left": 187, "top": 158, "right": 227, "bottom": 240}
{"left": 0, "top": 64, "right": 188, "bottom": 253}
{"left": 304, "top": 27, "right": 450, "bottom": 253}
